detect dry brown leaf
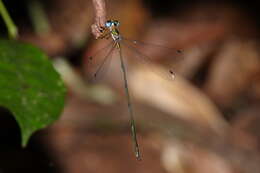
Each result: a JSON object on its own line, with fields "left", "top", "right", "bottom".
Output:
{"left": 129, "top": 64, "right": 227, "bottom": 132}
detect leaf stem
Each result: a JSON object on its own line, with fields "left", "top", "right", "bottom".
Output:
{"left": 27, "top": 0, "right": 50, "bottom": 35}
{"left": 0, "top": 0, "right": 18, "bottom": 39}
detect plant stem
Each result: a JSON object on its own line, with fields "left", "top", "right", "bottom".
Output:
{"left": 27, "top": 0, "right": 50, "bottom": 35}
{"left": 91, "top": 0, "right": 107, "bottom": 38}
{"left": 0, "top": 0, "right": 18, "bottom": 39}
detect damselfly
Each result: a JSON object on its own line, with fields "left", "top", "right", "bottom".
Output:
{"left": 87, "top": 19, "right": 182, "bottom": 160}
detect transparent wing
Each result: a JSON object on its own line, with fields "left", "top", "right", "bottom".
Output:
{"left": 85, "top": 40, "right": 116, "bottom": 82}
{"left": 122, "top": 37, "right": 183, "bottom": 60}
{"left": 122, "top": 36, "right": 182, "bottom": 48}
{"left": 121, "top": 38, "right": 183, "bottom": 80}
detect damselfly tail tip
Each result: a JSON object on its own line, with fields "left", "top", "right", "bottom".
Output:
{"left": 136, "top": 156, "right": 142, "bottom": 161}
{"left": 135, "top": 151, "right": 142, "bottom": 161}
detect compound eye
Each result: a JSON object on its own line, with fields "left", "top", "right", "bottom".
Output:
{"left": 105, "top": 20, "right": 112, "bottom": 27}
{"left": 114, "top": 20, "right": 120, "bottom": 26}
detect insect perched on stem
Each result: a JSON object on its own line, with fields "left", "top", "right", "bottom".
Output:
{"left": 87, "top": 19, "right": 182, "bottom": 161}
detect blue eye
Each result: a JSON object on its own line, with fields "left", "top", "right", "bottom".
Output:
{"left": 114, "top": 20, "right": 120, "bottom": 26}
{"left": 105, "top": 21, "right": 112, "bottom": 27}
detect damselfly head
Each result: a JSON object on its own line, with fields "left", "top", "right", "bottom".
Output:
{"left": 105, "top": 20, "right": 120, "bottom": 28}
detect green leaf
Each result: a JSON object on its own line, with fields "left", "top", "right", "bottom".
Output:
{"left": 0, "top": 39, "right": 66, "bottom": 146}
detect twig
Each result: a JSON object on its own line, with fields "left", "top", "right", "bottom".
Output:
{"left": 27, "top": 0, "right": 50, "bottom": 35}
{"left": 91, "top": 0, "right": 107, "bottom": 39}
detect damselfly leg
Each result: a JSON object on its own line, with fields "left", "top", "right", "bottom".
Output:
{"left": 86, "top": 40, "right": 116, "bottom": 82}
